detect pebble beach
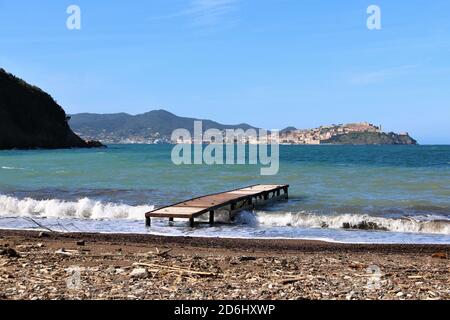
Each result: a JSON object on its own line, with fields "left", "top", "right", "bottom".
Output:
{"left": 1, "top": 230, "right": 448, "bottom": 300}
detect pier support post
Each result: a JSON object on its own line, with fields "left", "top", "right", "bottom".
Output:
{"left": 284, "top": 187, "right": 289, "bottom": 200}
{"left": 248, "top": 197, "right": 254, "bottom": 209}
{"left": 169, "top": 217, "right": 174, "bottom": 226}
{"left": 230, "top": 203, "right": 236, "bottom": 221}
{"left": 189, "top": 218, "right": 195, "bottom": 228}
{"left": 209, "top": 211, "right": 215, "bottom": 225}
{"left": 145, "top": 217, "right": 151, "bottom": 227}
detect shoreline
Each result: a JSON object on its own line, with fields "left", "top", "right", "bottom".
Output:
{"left": 1, "top": 229, "right": 450, "bottom": 253}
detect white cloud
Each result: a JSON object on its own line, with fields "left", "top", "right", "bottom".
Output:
{"left": 350, "top": 64, "right": 419, "bottom": 85}
{"left": 187, "top": 0, "right": 239, "bottom": 26}
{"left": 150, "top": 0, "right": 240, "bottom": 28}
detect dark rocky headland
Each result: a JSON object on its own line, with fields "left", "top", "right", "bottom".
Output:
{"left": 0, "top": 68, "right": 104, "bottom": 150}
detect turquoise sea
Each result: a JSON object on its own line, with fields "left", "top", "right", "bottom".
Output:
{"left": 0, "top": 144, "right": 449, "bottom": 244}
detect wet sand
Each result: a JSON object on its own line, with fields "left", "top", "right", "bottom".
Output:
{"left": 0, "top": 229, "right": 449, "bottom": 300}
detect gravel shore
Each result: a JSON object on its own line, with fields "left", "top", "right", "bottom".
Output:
{"left": 0, "top": 230, "right": 449, "bottom": 300}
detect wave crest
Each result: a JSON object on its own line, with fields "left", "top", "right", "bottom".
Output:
{"left": 0, "top": 195, "right": 153, "bottom": 220}
{"left": 236, "top": 211, "right": 450, "bottom": 235}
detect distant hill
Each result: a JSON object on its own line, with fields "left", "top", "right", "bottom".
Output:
{"left": 69, "top": 110, "right": 258, "bottom": 143}
{"left": 280, "top": 127, "right": 298, "bottom": 134}
{"left": 321, "top": 132, "right": 417, "bottom": 145}
{"left": 69, "top": 111, "right": 418, "bottom": 145}
{"left": 0, "top": 68, "right": 103, "bottom": 150}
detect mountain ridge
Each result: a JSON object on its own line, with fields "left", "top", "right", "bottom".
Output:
{"left": 69, "top": 109, "right": 258, "bottom": 143}
{"left": 69, "top": 111, "right": 418, "bottom": 145}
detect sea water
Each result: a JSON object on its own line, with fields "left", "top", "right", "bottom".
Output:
{"left": 0, "top": 145, "right": 449, "bottom": 244}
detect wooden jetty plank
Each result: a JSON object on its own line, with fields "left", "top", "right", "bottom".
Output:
{"left": 145, "top": 184, "right": 289, "bottom": 227}
{"left": 150, "top": 207, "right": 210, "bottom": 219}
{"left": 152, "top": 207, "right": 207, "bottom": 214}
{"left": 228, "top": 190, "right": 263, "bottom": 195}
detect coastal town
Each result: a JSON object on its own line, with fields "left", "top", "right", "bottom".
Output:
{"left": 277, "top": 122, "right": 385, "bottom": 145}
{"left": 171, "top": 122, "right": 412, "bottom": 145}
{"left": 171, "top": 122, "right": 386, "bottom": 145}
{"left": 76, "top": 119, "right": 412, "bottom": 145}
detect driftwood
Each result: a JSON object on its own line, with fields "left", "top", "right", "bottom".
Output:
{"left": 280, "top": 276, "right": 306, "bottom": 285}
{"left": 154, "top": 247, "right": 173, "bottom": 257}
{"left": 22, "top": 217, "right": 54, "bottom": 233}
{"left": 28, "top": 277, "right": 54, "bottom": 284}
{"left": 407, "top": 275, "right": 425, "bottom": 279}
{"left": 0, "top": 260, "right": 9, "bottom": 268}
{"left": 133, "top": 262, "right": 220, "bottom": 277}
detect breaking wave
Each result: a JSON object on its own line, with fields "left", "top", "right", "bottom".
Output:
{"left": 1, "top": 194, "right": 449, "bottom": 235}
{"left": 1, "top": 166, "right": 25, "bottom": 170}
{"left": 236, "top": 211, "right": 450, "bottom": 235}
{"left": 0, "top": 195, "right": 154, "bottom": 220}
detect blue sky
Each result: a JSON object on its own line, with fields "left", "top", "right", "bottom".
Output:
{"left": 0, "top": 0, "right": 449, "bottom": 144}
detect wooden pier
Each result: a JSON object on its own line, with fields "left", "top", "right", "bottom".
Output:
{"left": 145, "top": 184, "right": 289, "bottom": 228}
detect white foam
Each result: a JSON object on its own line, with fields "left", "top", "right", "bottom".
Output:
{"left": 0, "top": 195, "right": 154, "bottom": 221}
{"left": 1, "top": 194, "right": 449, "bottom": 236}
{"left": 236, "top": 211, "right": 450, "bottom": 235}
{"left": 1, "top": 166, "right": 25, "bottom": 170}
